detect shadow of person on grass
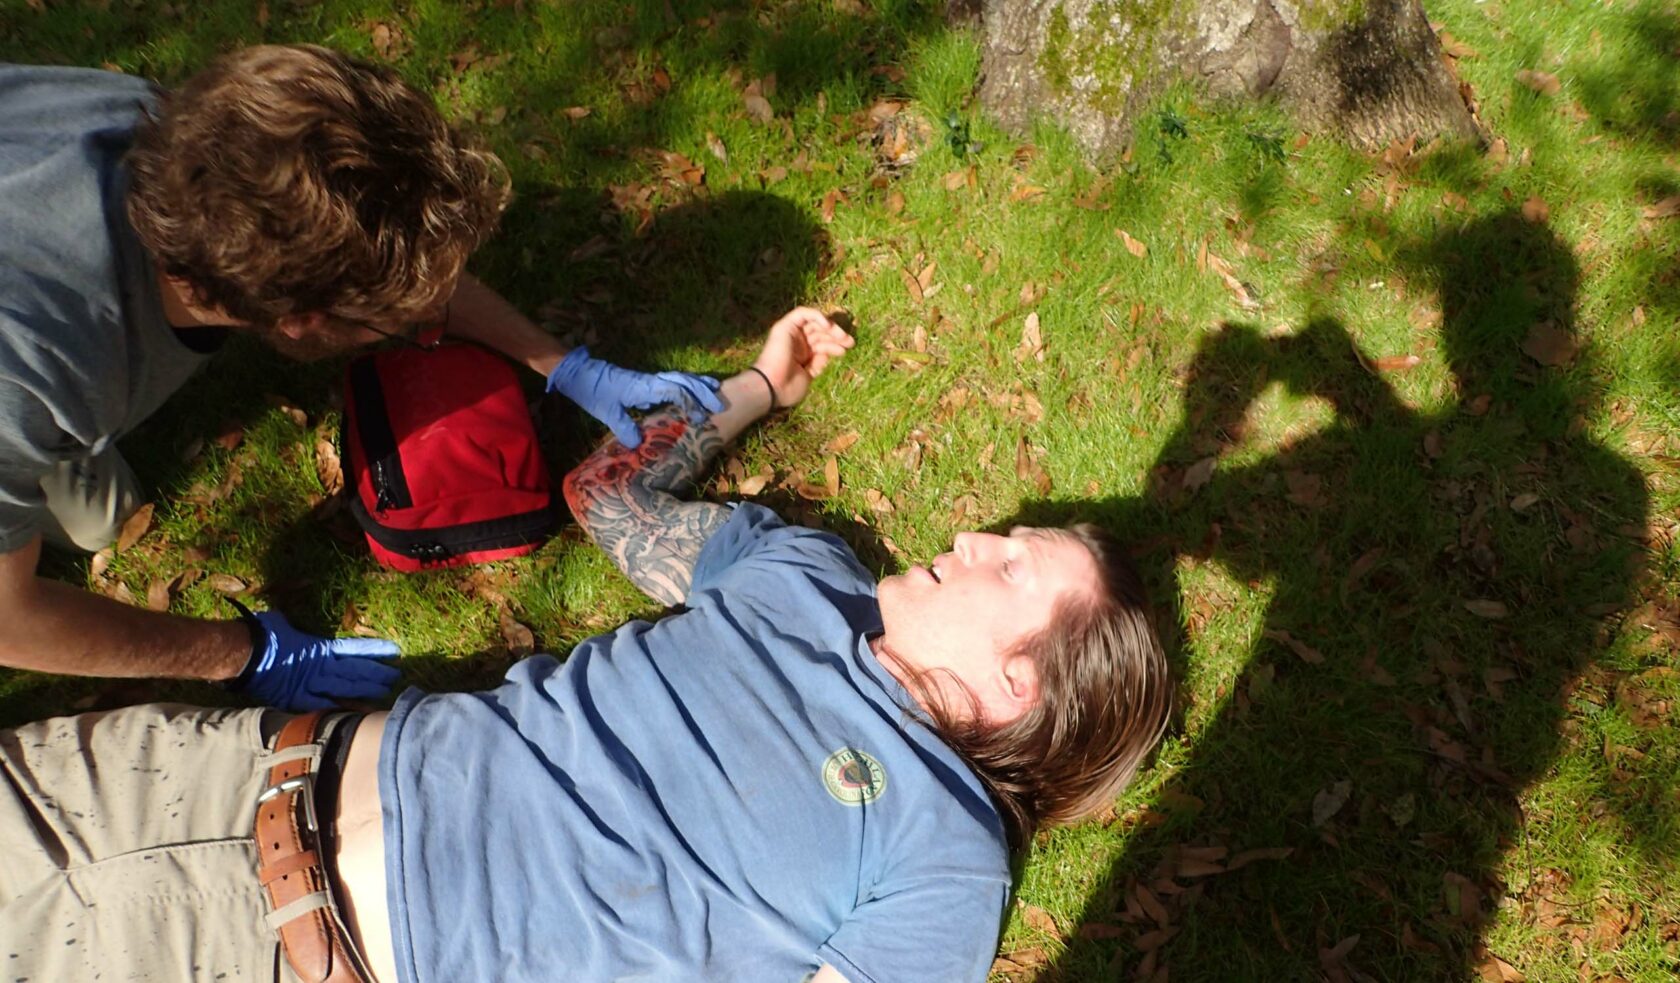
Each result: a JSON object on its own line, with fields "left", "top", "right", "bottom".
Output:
{"left": 1008, "top": 211, "right": 1652, "bottom": 981}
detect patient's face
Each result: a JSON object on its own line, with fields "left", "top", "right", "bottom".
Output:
{"left": 874, "top": 527, "right": 1098, "bottom": 726}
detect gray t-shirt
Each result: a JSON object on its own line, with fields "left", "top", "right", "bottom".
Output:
{"left": 0, "top": 64, "right": 213, "bottom": 553}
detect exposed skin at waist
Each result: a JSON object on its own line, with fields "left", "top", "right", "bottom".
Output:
{"left": 334, "top": 711, "right": 396, "bottom": 983}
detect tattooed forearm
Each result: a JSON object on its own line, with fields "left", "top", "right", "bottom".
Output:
{"left": 562, "top": 410, "right": 732, "bottom": 606}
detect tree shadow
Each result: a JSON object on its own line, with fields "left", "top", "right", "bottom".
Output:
{"left": 1014, "top": 212, "right": 1652, "bottom": 980}
{"left": 1574, "top": 0, "right": 1679, "bottom": 150}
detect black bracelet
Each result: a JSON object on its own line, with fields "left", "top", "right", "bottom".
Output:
{"left": 747, "top": 365, "right": 778, "bottom": 410}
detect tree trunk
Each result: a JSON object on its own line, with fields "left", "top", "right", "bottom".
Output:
{"left": 970, "top": 0, "right": 1483, "bottom": 159}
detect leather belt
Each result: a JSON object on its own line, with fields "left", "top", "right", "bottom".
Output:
{"left": 256, "top": 711, "right": 372, "bottom": 983}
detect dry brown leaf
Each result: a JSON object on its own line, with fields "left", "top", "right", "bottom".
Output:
{"left": 116, "top": 503, "right": 155, "bottom": 553}
{"left": 1020, "top": 903, "right": 1062, "bottom": 940}
{"left": 1521, "top": 195, "right": 1551, "bottom": 223}
{"left": 865, "top": 488, "right": 895, "bottom": 514}
{"left": 1515, "top": 69, "right": 1561, "bottom": 95}
{"left": 499, "top": 610, "right": 535, "bottom": 657}
{"left": 737, "top": 469, "right": 773, "bottom": 497}
{"left": 1476, "top": 949, "right": 1526, "bottom": 982}
{"left": 1116, "top": 228, "right": 1147, "bottom": 258}
{"left": 1464, "top": 599, "right": 1510, "bottom": 619}
{"left": 820, "top": 188, "right": 840, "bottom": 224}
{"left": 1014, "top": 437, "right": 1053, "bottom": 495}
{"left": 884, "top": 190, "right": 905, "bottom": 215}
{"left": 146, "top": 577, "right": 173, "bottom": 612}
{"left": 1372, "top": 354, "right": 1422, "bottom": 371}
{"left": 1312, "top": 779, "right": 1353, "bottom": 826}
{"left": 900, "top": 267, "right": 923, "bottom": 304}
{"left": 823, "top": 456, "right": 840, "bottom": 498}
{"left": 1015, "top": 312, "right": 1044, "bottom": 363}
{"left": 1226, "top": 847, "right": 1294, "bottom": 871}
{"left": 315, "top": 439, "right": 343, "bottom": 495}
{"left": 560, "top": 105, "right": 592, "bottom": 120}
{"left": 825, "top": 431, "right": 862, "bottom": 455}
{"left": 1522, "top": 322, "right": 1578, "bottom": 366}
{"left": 208, "top": 573, "right": 248, "bottom": 595}
{"left": 1182, "top": 456, "right": 1218, "bottom": 493}
{"left": 1284, "top": 470, "right": 1325, "bottom": 508}
{"left": 704, "top": 131, "right": 728, "bottom": 164}
{"left": 1642, "top": 195, "right": 1680, "bottom": 219}
{"left": 90, "top": 549, "right": 112, "bottom": 578}
{"left": 1438, "top": 30, "right": 1479, "bottom": 59}
{"left": 742, "top": 79, "right": 774, "bottom": 123}
{"left": 1510, "top": 492, "right": 1540, "bottom": 512}
{"left": 1264, "top": 628, "right": 1325, "bottom": 664}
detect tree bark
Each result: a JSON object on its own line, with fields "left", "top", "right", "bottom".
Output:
{"left": 971, "top": 0, "right": 1483, "bottom": 159}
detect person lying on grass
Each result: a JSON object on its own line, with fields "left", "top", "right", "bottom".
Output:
{"left": 0, "top": 307, "right": 1172, "bottom": 983}
{"left": 0, "top": 44, "right": 719, "bottom": 711}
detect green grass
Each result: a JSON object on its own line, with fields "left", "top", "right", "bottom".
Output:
{"left": 4, "top": 0, "right": 1679, "bottom": 979}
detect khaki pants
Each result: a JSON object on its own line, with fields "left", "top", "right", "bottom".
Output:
{"left": 0, "top": 704, "right": 303, "bottom": 982}
{"left": 38, "top": 448, "right": 141, "bottom": 552}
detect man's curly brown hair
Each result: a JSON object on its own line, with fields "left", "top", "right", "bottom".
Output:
{"left": 126, "top": 44, "right": 510, "bottom": 329}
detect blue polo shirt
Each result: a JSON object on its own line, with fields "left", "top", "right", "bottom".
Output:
{"left": 380, "top": 504, "right": 1011, "bottom": 982}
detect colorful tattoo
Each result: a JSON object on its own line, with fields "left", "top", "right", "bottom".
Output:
{"left": 562, "top": 411, "right": 730, "bottom": 606}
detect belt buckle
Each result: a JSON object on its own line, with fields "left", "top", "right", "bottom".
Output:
{"left": 257, "top": 773, "right": 318, "bottom": 834}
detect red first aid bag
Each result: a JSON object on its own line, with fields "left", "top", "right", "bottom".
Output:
{"left": 342, "top": 343, "right": 558, "bottom": 571}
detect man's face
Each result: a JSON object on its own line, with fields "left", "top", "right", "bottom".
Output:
{"left": 875, "top": 527, "right": 1098, "bottom": 726}
{"left": 261, "top": 302, "right": 445, "bottom": 362}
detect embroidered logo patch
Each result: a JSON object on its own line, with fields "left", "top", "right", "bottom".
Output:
{"left": 822, "top": 747, "right": 887, "bottom": 805}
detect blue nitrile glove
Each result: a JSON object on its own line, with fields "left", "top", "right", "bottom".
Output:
{"left": 545, "top": 346, "right": 724, "bottom": 449}
{"left": 229, "top": 601, "right": 402, "bottom": 712}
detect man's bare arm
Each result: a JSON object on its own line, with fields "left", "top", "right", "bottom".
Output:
{"left": 0, "top": 534, "right": 251, "bottom": 680}
{"left": 562, "top": 308, "right": 853, "bottom": 606}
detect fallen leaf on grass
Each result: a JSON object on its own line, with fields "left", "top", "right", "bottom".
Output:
{"left": 499, "top": 610, "right": 535, "bottom": 657}
{"left": 1643, "top": 195, "right": 1680, "bottom": 219}
{"left": 1312, "top": 779, "right": 1353, "bottom": 826}
{"left": 1510, "top": 492, "right": 1540, "bottom": 512}
{"left": 989, "top": 948, "right": 1049, "bottom": 976}
{"left": 1437, "top": 30, "right": 1478, "bottom": 59}
{"left": 1372, "top": 354, "right": 1421, "bottom": 371}
{"left": 1515, "top": 69, "right": 1561, "bottom": 96}
{"left": 824, "top": 431, "right": 862, "bottom": 454}
{"left": 1464, "top": 598, "right": 1509, "bottom": 618}
{"left": 1020, "top": 902, "right": 1062, "bottom": 940}
{"left": 1264, "top": 628, "right": 1325, "bottom": 664}
{"left": 1173, "top": 460, "right": 1217, "bottom": 499}
{"left": 1521, "top": 195, "right": 1550, "bottom": 223}
{"left": 146, "top": 576, "right": 174, "bottom": 612}
{"left": 1523, "top": 321, "right": 1577, "bottom": 365}
{"left": 116, "top": 503, "right": 155, "bottom": 552}
{"left": 884, "top": 190, "right": 905, "bottom": 215}
{"left": 1115, "top": 228, "right": 1147, "bottom": 257}
{"left": 704, "top": 131, "right": 728, "bottom": 163}
{"left": 737, "top": 469, "right": 773, "bottom": 496}
{"left": 823, "top": 456, "right": 840, "bottom": 498}
{"left": 315, "top": 439, "right": 343, "bottom": 495}
{"left": 207, "top": 573, "right": 248, "bottom": 594}
{"left": 559, "top": 105, "right": 592, "bottom": 120}
{"left": 1014, "top": 312, "right": 1044, "bottom": 363}
{"left": 1227, "top": 846, "right": 1294, "bottom": 871}
{"left": 1014, "top": 437, "right": 1052, "bottom": 495}
{"left": 742, "top": 78, "right": 774, "bottom": 123}
{"left": 1475, "top": 949, "right": 1525, "bottom": 982}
